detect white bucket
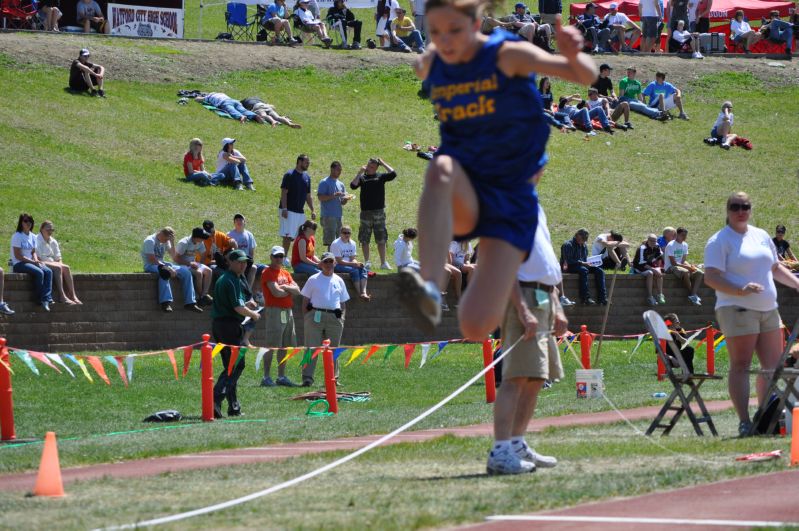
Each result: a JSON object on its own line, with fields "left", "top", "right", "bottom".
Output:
{"left": 576, "top": 369, "right": 604, "bottom": 398}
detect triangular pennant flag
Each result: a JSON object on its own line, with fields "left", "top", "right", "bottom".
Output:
{"left": 403, "top": 344, "right": 415, "bottom": 369}
{"left": 125, "top": 355, "right": 134, "bottom": 382}
{"left": 344, "top": 348, "right": 365, "bottom": 367}
{"left": 235, "top": 347, "right": 248, "bottom": 370}
{"left": 332, "top": 347, "right": 347, "bottom": 361}
{"left": 28, "top": 351, "right": 60, "bottom": 373}
{"left": 75, "top": 358, "right": 93, "bottom": 383}
{"left": 87, "top": 356, "right": 111, "bottom": 385}
{"left": 311, "top": 347, "right": 324, "bottom": 360}
{"left": 227, "top": 347, "right": 240, "bottom": 376}
{"left": 211, "top": 343, "right": 225, "bottom": 358}
{"left": 166, "top": 350, "right": 179, "bottom": 380}
{"left": 716, "top": 339, "right": 727, "bottom": 352}
{"left": 628, "top": 334, "right": 648, "bottom": 359}
{"left": 182, "top": 346, "right": 194, "bottom": 377}
{"left": 281, "top": 347, "right": 302, "bottom": 365}
{"left": 429, "top": 341, "right": 448, "bottom": 363}
{"left": 419, "top": 343, "right": 431, "bottom": 368}
{"left": 383, "top": 344, "right": 398, "bottom": 362}
{"left": 13, "top": 350, "right": 39, "bottom": 375}
{"left": 300, "top": 348, "right": 312, "bottom": 369}
{"left": 0, "top": 355, "right": 14, "bottom": 375}
{"left": 680, "top": 328, "right": 705, "bottom": 349}
{"left": 714, "top": 335, "right": 726, "bottom": 348}
{"left": 46, "top": 354, "right": 74, "bottom": 377}
{"left": 361, "top": 345, "right": 381, "bottom": 365}
{"left": 254, "top": 348, "right": 268, "bottom": 372}
{"left": 109, "top": 356, "right": 129, "bottom": 387}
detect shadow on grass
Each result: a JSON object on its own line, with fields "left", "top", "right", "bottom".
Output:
{"left": 417, "top": 472, "right": 488, "bottom": 481}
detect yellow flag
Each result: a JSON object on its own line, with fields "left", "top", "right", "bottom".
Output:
{"left": 77, "top": 358, "right": 94, "bottom": 383}
{"left": 344, "top": 348, "right": 365, "bottom": 367}
{"left": 211, "top": 343, "right": 225, "bottom": 358}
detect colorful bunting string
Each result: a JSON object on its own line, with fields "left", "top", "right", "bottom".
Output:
{"left": 360, "top": 345, "right": 381, "bottom": 365}
{"left": 166, "top": 350, "right": 179, "bottom": 380}
{"left": 87, "top": 356, "right": 110, "bottom": 385}
{"left": 47, "top": 353, "right": 74, "bottom": 377}
{"left": 182, "top": 346, "right": 194, "bottom": 377}
{"left": 403, "top": 344, "right": 415, "bottom": 369}
{"left": 109, "top": 356, "right": 128, "bottom": 387}
{"left": 254, "top": 348, "right": 269, "bottom": 371}
{"left": 419, "top": 343, "right": 430, "bottom": 368}
{"left": 344, "top": 348, "right": 365, "bottom": 367}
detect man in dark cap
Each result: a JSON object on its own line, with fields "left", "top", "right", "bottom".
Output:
{"left": 176, "top": 227, "right": 214, "bottom": 306}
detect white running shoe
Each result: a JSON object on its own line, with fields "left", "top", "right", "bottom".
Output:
{"left": 688, "top": 295, "right": 701, "bottom": 306}
{"left": 486, "top": 448, "right": 536, "bottom": 475}
{"left": 514, "top": 443, "right": 558, "bottom": 468}
{"left": 380, "top": 261, "right": 392, "bottom": 270}
{"left": 365, "top": 261, "right": 372, "bottom": 270}
{"left": 692, "top": 51, "right": 703, "bottom": 59}
{"left": 559, "top": 295, "right": 575, "bottom": 307}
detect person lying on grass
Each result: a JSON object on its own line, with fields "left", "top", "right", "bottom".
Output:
{"left": 240, "top": 96, "right": 302, "bottom": 128}
{"left": 195, "top": 93, "right": 265, "bottom": 124}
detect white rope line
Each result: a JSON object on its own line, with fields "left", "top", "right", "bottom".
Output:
{"left": 563, "top": 340, "right": 718, "bottom": 465}
{"left": 99, "top": 335, "right": 525, "bottom": 530}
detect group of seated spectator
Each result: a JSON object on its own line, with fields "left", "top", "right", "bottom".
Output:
{"left": 194, "top": 92, "right": 300, "bottom": 127}
{"left": 36, "top": 0, "right": 105, "bottom": 33}
{"left": 183, "top": 137, "right": 256, "bottom": 190}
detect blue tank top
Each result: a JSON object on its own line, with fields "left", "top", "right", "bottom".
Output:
{"left": 428, "top": 30, "right": 550, "bottom": 185}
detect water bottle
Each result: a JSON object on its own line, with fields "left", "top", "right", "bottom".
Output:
{"left": 779, "top": 409, "right": 787, "bottom": 437}
{"left": 652, "top": 392, "right": 667, "bottom": 398}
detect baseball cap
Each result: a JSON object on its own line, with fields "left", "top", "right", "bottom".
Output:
{"left": 609, "top": 2, "right": 618, "bottom": 8}
{"left": 202, "top": 219, "right": 214, "bottom": 231}
{"left": 270, "top": 245, "right": 286, "bottom": 256}
{"left": 221, "top": 137, "right": 236, "bottom": 148}
{"left": 191, "top": 227, "right": 210, "bottom": 240}
{"left": 515, "top": 2, "right": 527, "bottom": 8}
{"left": 79, "top": 48, "right": 90, "bottom": 57}
{"left": 228, "top": 249, "right": 249, "bottom": 262}
{"left": 585, "top": 2, "right": 596, "bottom": 7}
{"left": 599, "top": 63, "right": 613, "bottom": 70}
{"left": 320, "top": 252, "right": 336, "bottom": 262}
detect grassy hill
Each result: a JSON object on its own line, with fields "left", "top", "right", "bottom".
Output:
{"left": 0, "top": 37, "right": 797, "bottom": 273}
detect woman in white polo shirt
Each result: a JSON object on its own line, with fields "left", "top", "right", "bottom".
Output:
{"left": 704, "top": 192, "right": 799, "bottom": 436}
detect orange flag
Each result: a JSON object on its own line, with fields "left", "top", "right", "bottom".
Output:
{"left": 227, "top": 346, "right": 240, "bottom": 376}
{"left": 280, "top": 347, "right": 301, "bottom": 365}
{"left": 166, "top": 350, "right": 178, "bottom": 380}
{"left": 311, "top": 347, "right": 324, "bottom": 360}
{"left": 403, "top": 344, "right": 415, "bottom": 369}
{"left": 361, "top": 345, "right": 381, "bottom": 365}
{"left": 86, "top": 356, "right": 111, "bottom": 385}
{"left": 113, "top": 356, "right": 129, "bottom": 387}
{"left": 182, "top": 346, "right": 193, "bottom": 377}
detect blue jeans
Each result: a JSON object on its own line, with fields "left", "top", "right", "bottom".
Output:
{"left": 187, "top": 171, "right": 226, "bottom": 186}
{"left": 566, "top": 107, "right": 593, "bottom": 131}
{"left": 218, "top": 162, "right": 253, "bottom": 186}
{"left": 544, "top": 111, "right": 573, "bottom": 128}
{"left": 335, "top": 264, "right": 367, "bottom": 280}
{"left": 589, "top": 107, "right": 610, "bottom": 128}
{"left": 13, "top": 262, "right": 52, "bottom": 303}
{"left": 292, "top": 261, "right": 320, "bottom": 275}
{"left": 144, "top": 262, "right": 196, "bottom": 304}
{"left": 566, "top": 263, "right": 607, "bottom": 302}
{"left": 218, "top": 99, "right": 258, "bottom": 121}
{"left": 400, "top": 30, "right": 425, "bottom": 50}
{"left": 769, "top": 20, "right": 794, "bottom": 51}
{"left": 620, "top": 96, "right": 661, "bottom": 119}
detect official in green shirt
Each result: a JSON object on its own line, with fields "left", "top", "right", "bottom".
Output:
{"left": 212, "top": 249, "right": 261, "bottom": 418}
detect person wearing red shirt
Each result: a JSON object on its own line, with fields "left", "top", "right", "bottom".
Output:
{"left": 260, "top": 245, "right": 302, "bottom": 387}
{"left": 183, "top": 138, "right": 225, "bottom": 187}
{"left": 291, "top": 220, "right": 321, "bottom": 275}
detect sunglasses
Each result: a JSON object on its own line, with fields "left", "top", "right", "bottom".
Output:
{"left": 272, "top": 254, "right": 285, "bottom": 258}
{"left": 728, "top": 203, "right": 751, "bottom": 212}
{"left": 322, "top": 259, "right": 335, "bottom": 264}
{"left": 341, "top": 231, "right": 351, "bottom": 235}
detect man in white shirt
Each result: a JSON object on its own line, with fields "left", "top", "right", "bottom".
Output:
{"left": 331, "top": 226, "right": 370, "bottom": 300}
{"left": 175, "top": 228, "right": 214, "bottom": 306}
{"left": 592, "top": 231, "right": 631, "bottom": 270}
{"left": 300, "top": 252, "right": 350, "bottom": 386}
{"left": 488, "top": 204, "right": 568, "bottom": 475}
{"left": 638, "top": 0, "right": 662, "bottom": 52}
{"left": 295, "top": 0, "right": 332, "bottom": 46}
{"left": 665, "top": 227, "right": 704, "bottom": 305}
{"left": 602, "top": 3, "right": 642, "bottom": 52}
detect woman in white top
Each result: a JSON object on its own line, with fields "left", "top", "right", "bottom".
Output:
{"left": 294, "top": 0, "right": 332, "bottom": 46}
{"left": 708, "top": 101, "right": 737, "bottom": 149}
{"left": 36, "top": 220, "right": 82, "bottom": 305}
{"left": 449, "top": 240, "right": 476, "bottom": 276}
{"left": 11, "top": 213, "right": 53, "bottom": 311}
{"left": 730, "top": 10, "right": 762, "bottom": 52}
{"left": 704, "top": 192, "right": 799, "bottom": 436}
{"left": 672, "top": 19, "right": 703, "bottom": 58}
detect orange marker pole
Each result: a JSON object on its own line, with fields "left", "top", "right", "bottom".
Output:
{"left": 580, "top": 325, "right": 592, "bottom": 369}
{"left": 792, "top": 407, "right": 799, "bottom": 466}
{"left": 657, "top": 340, "right": 666, "bottom": 381}
{"left": 706, "top": 327, "right": 715, "bottom": 376}
{"left": 0, "top": 338, "right": 15, "bottom": 441}
{"left": 482, "top": 338, "right": 496, "bottom": 404}
{"left": 201, "top": 334, "right": 214, "bottom": 422}
{"left": 322, "top": 340, "right": 338, "bottom": 414}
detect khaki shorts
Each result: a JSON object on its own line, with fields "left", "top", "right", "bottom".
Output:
{"left": 320, "top": 216, "right": 342, "bottom": 246}
{"left": 716, "top": 305, "right": 782, "bottom": 338}
{"left": 358, "top": 208, "right": 387, "bottom": 245}
{"left": 539, "top": 13, "right": 559, "bottom": 24}
{"left": 265, "top": 306, "right": 296, "bottom": 348}
{"left": 501, "top": 286, "right": 564, "bottom": 381}
{"left": 670, "top": 265, "right": 703, "bottom": 282}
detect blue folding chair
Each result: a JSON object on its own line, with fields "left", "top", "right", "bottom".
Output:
{"left": 225, "top": 2, "right": 257, "bottom": 40}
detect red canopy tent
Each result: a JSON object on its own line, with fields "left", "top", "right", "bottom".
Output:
{"left": 569, "top": 0, "right": 793, "bottom": 23}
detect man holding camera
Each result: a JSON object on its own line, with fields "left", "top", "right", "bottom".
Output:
{"left": 300, "top": 252, "right": 350, "bottom": 387}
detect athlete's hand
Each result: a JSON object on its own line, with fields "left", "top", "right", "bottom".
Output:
{"left": 555, "top": 16, "right": 584, "bottom": 60}
{"left": 516, "top": 305, "right": 538, "bottom": 341}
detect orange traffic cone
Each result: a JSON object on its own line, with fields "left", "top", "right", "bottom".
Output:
{"left": 792, "top": 407, "right": 799, "bottom": 467}
{"left": 32, "top": 431, "right": 64, "bottom": 497}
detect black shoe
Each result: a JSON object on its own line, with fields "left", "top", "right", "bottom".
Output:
{"left": 228, "top": 403, "right": 242, "bottom": 417}
{"left": 603, "top": 126, "right": 615, "bottom": 134}
{"left": 199, "top": 294, "right": 214, "bottom": 306}
{"left": 301, "top": 378, "right": 314, "bottom": 387}
{"left": 185, "top": 303, "right": 203, "bottom": 313}
{"left": 624, "top": 122, "right": 634, "bottom": 130}
{"left": 599, "top": 299, "right": 608, "bottom": 305}
{"left": 161, "top": 302, "right": 173, "bottom": 312}
{"left": 582, "top": 298, "right": 597, "bottom": 305}
{"left": 213, "top": 400, "right": 224, "bottom": 419}
{"left": 97, "top": 89, "right": 106, "bottom": 98}
{"left": 615, "top": 123, "right": 627, "bottom": 131}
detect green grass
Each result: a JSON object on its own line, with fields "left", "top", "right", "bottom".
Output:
{"left": 0, "top": 411, "right": 789, "bottom": 530}
{"left": 0, "top": 58, "right": 797, "bottom": 273}
{"left": 1, "top": 339, "right": 739, "bottom": 473}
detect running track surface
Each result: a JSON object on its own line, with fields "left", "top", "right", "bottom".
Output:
{"left": 0, "top": 399, "right": 742, "bottom": 492}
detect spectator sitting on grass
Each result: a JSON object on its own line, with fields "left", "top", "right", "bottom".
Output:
{"left": 760, "top": 10, "right": 794, "bottom": 59}
{"left": 538, "top": 77, "right": 577, "bottom": 131}
{"left": 672, "top": 19, "right": 704, "bottom": 58}
{"left": 327, "top": 0, "right": 363, "bottom": 49}
{"left": 291, "top": 220, "right": 321, "bottom": 275}
{"left": 295, "top": 0, "right": 333, "bottom": 47}
{"left": 262, "top": 0, "right": 298, "bottom": 45}
{"left": 394, "top": 228, "right": 419, "bottom": 270}
{"left": 392, "top": 7, "right": 425, "bottom": 53}
{"left": 558, "top": 95, "right": 596, "bottom": 134}
{"left": 642, "top": 71, "right": 689, "bottom": 120}
{"left": 602, "top": 3, "right": 642, "bottom": 52}
{"left": 240, "top": 96, "right": 301, "bottom": 128}
{"left": 592, "top": 230, "right": 630, "bottom": 270}
{"left": 216, "top": 138, "right": 255, "bottom": 191}
{"left": 175, "top": 227, "right": 214, "bottom": 307}
{"left": 195, "top": 93, "right": 264, "bottom": 124}
{"left": 36, "top": 220, "right": 82, "bottom": 305}
{"left": 591, "top": 64, "right": 634, "bottom": 130}
{"left": 665, "top": 226, "right": 703, "bottom": 305}
{"left": 705, "top": 101, "right": 737, "bottom": 150}
{"left": 632, "top": 233, "right": 665, "bottom": 306}
{"left": 331, "top": 225, "right": 370, "bottom": 300}
{"left": 730, "top": 10, "right": 762, "bottom": 53}
{"left": 586, "top": 88, "right": 622, "bottom": 133}
{"left": 141, "top": 226, "right": 202, "bottom": 313}
{"left": 77, "top": 0, "right": 106, "bottom": 33}
{"left": 69, "top": 48, "right": 105, "bottom": 97}
{"left": 562, "top": 228, "right": 607, "bottom": 305}
{"left": 773, "top": 224, "right": 799, "bottom": 270}
{"left": 619, "top": 66, "right": 667, "bottom": 121}
{"left": 657, "top": 226, "right": 676, "bottom": 251}
{"left": 183, "top": 138, "right": 224, "bottom": 186}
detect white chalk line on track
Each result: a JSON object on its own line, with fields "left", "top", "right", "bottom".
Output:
{"left": 485, "top": 515, "right": 799, "bottom": 527}
{"left": 98, "top": 335, "right": 526, "bottom": 530}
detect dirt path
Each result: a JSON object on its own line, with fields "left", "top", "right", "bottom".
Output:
{"left": 1, "top": 31, "right": 798, "bottom": 86}
{"left": 0, "top": 398, "right": 740, "bottom": 492}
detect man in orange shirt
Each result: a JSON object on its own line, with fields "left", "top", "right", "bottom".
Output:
{"left": 201, "top": 219, "right": 238, "bottom": 270}
{"left": 260, "top": 245, "right": 302, "bottom": 387}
